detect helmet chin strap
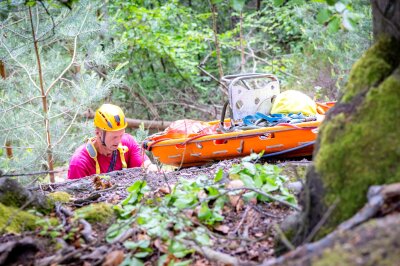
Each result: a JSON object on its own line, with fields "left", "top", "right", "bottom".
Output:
{"left": 100, "top": 130, "right": 107, "bottom": 147}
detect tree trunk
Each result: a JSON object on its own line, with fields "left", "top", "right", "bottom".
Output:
{"left": 372, "top": 0, "right": 400, "bottom": 41}
{"left": 28, "top": 7, "right": 55, "bottom": 183}
{"left": 264, "top": 183, "right": 400, "bottom": 265}
{"left": 239, "top": 11, "right": 245, "bottom": 73}
{"left": 0, "top": 60, "right": 6, "bottom": 78}
{"left": 289, "top": 0, "right": 400, "bottom": 246}
{"left": 210, "top": 3, "right": 225, "bottom": 89}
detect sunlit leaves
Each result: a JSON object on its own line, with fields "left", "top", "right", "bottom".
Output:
{"left": 230, "top": 0, "right": 246, "bottom": 11}
{"left": 327, "top": 16, "right": 341, "bottom": 33}
{"left": 228, "top": 154, "right": 296, "bottom": 204}
{"left": 213, "top": 168, "right": 224, "bottom": 182}
{"left": 314, "top": 1, "right": 361, "bottom": 32}
{"left": 273, "top": 0, "right": 285, "bottom": 7}
{"left": 316, "top": 9, "right": 332, "bottom": 24}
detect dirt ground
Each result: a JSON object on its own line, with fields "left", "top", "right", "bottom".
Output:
{"left": 1, "top": 158, "right": 310, "bottom": 266}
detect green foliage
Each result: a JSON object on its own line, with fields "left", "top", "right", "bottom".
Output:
{"left": 0, "top": 0, "right": 121, "bottom": 173}
{"left": 36, "top": 217, "right": 64, "bottom": 239}
{"left": 279, "top": 1, "right": 371, "bottom": 98}
{"left": 1, "top": 0, "right": 372, "bottom": 179}
{"left": 36, "top": 214, "right": 82, "bottom": 242}
{"left": 133, "top": 123, "right": 149, "bottom": 144}
{"left": 231, "top": 0, "right": 246, "bottom": 11}
{"left": 108, "top": 0, "right": 222, "bottom": 121}
{"left": 106, "top": 159, "right": 295, "bottom": 261}
{"left": 229, "top": 154, "right": 297, "bottom": 205}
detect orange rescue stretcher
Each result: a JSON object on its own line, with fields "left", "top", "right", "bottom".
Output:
{"left": 143, "top": 73, "right": 335, "bottom": 167}
{"left": 143, "top": 101, "right": 335, "bottom": 167}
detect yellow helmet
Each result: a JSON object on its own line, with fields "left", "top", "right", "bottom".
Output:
{"left": 94, "top": 104, "right": 128, "bottom": 131}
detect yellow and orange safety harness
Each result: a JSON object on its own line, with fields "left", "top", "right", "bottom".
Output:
{"left": 86, "top": 137, "right": 128, "bottom": 174}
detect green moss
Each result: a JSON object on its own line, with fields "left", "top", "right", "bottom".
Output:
{"left": 312, "top": 244, "right": 354, "bottom": 266}
{"left": 343, "top": 37, "right": 400, "bottom": 103}
{"left": 49, "top": 217, "right": 59, "bottom": 226}
{"left": 281, "top": 164, "right": 308, "bottom": 181}
{"left": 311, "top": 216, "right": 400, "bottom": 266}
{"left": 47, "top": 191, "right": 71, "bottom": 203}
{"left": 75, "top": 202, "right": 115, "bottom": 224}
{"left": 0, "top": 203, "right": 39, "bottom": 233}
{"left": 313, "top": 38, "right": 400, "bottom": 234}
{"left": 1, "top": 191, "right": 22, "bottom": 208}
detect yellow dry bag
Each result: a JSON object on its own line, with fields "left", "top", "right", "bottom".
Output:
{"left": 270, "top": 90, "right": 317, "bottom": 116}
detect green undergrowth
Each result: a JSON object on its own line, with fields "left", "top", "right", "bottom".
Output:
{"left": 107, "top": 154, "right": 297, "bottom": 265}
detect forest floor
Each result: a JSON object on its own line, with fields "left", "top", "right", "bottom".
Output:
{"left": 0, "top": 158, "right": 311, "bottom": 266}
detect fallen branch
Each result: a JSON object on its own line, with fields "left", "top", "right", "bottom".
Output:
{"left": 0, "top": 237, "right": 38, "bottom": 265}
{"left": 79, "top": 218, "right": 95, "bottom": 243}
{"left": 232, "top": 205, "right": 251, "bottom": 235}
{"left": 180, "top": 239, "right": 247, "bottom": 266}
{"left": 73, "top": 193, "right": 101, "bottom": 206}
{"left": 262, "top": 182, "right": 400, "bottom": 265}
{"left": 36, "top": 248, "right": 82, "bottom": 266}
{"left": 1, "top": 169, "right": 63, "bottom": 177}
{"left": 55, "top": 203, "right": 71, "bottom": 226}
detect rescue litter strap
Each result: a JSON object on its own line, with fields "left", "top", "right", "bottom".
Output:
{"left": 262, "top": 141, "right": 316, "bottom": 158}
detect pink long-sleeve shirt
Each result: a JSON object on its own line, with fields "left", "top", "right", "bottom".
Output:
{"left": 68, "top": 133, "right": 147, "bottom": 179}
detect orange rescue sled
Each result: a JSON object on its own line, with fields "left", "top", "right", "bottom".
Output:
{"left": 143, "top": 102, "right": 335, "bottom": 168}
{"left": 143, "top": 73, "right": 335, "bottom": 167}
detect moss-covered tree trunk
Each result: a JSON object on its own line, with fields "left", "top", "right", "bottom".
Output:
{"left": 296, "top": 0, "right": 400, "bottom": 243}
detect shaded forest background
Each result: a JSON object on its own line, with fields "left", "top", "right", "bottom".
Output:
{"left": 0, "top": 0, "right": 371, "bottom": 179}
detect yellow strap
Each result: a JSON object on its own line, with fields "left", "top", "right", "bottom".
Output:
{"left": 118, "top": 145, "right": 129, "bottom": 169}
{"left": 93, "top": 157, "right": 100, "bottom": 174}
{"left": 86, "top": 138, "right": 129, "bottom": 173}
{"left": 86, "top": 138, "right": 101, "bottom": 174}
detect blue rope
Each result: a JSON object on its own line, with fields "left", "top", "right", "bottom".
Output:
{"left": 243, "top": 112, "right": 315, "bottom": 127}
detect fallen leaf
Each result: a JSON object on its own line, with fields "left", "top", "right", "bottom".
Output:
{"left": 255, "top": 232, "right": 264, "bottom": 237}
{"left": 102, "top": 250, "right": 125, "bottom": 266}
{"left": 137, "top": 233, "right": 151, "bottom": 241}
{"left": 108, "top": 195, "right": 120, "bottom": 204}
{"left": 235, "top": 198, "right": 244, "bottom": 212}
{"left": 183, "top": 209, "right": 194, "bottom": 218}
{"left": 226, "top": 179, "right": 244, "bottom": 189}
{"left": 214, "top": 224, "right": 230, "bottom": 234}
{"left": 193, "top": 259, "right": 210, "bottom": 266}
{"left": 248, "top": 249, "right": 259, "bottom": 259}
{"left": 154, "top": 238, "right": 168, "bottom": 253}
{"left": 197, "top": 189, "right": 207, "bottom": 200}
{"left": 158, "top": 185, "right": 175, "bottom": 194}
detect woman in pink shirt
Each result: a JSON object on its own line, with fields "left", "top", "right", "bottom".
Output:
{"left": 68, "top": 104, "right": 157, "bottom": 179}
